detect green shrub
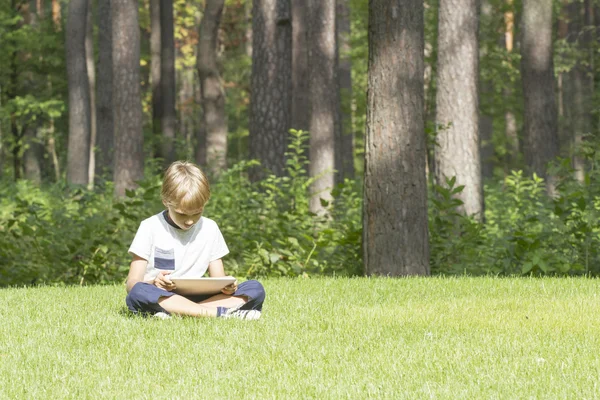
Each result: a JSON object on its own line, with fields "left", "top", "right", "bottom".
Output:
{"left": 6, "top": 131, "right": 600, "bottom": 286}
{"left": 208, "top": 129, "right": 362, "bottom": 278}
{"left": 0, "top": 130, "right": 362, "bottom": 286}
{"left": 429, "top": 155, "right": 600, "bottom": 276}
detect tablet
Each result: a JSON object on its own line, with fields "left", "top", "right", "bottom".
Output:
{"left": 170, "top": 276, "right": 236, "bottom": 295}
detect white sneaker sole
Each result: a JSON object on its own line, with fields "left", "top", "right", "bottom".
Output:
{"left": 153, "top": 312, "right": 172, "bottom": 320}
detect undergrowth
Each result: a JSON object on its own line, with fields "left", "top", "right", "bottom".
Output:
{"left": 3, "top": 131, "right": 600, "bottom": 286}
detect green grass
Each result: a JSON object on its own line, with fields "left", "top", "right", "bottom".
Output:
{"left": 1, "top": 277, "right": 600, "bottom": 399}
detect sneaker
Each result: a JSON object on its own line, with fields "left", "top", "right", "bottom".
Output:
{"left": 153, "top": 311, "right": 172, "bottom": 320}
{"left": 222, "top": 308, "right": 262, "bottom": 320}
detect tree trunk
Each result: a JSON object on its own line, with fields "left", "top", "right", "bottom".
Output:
{"left": 112, "top": 0, "right": 144, "bottom": 196}
{"left": 480, "top": 113, "right": 494, "bottom": 180}
{"left": 520, "top": 0, "right": 559, "bottom": 194}
{"left": 9, "top": 2, "right": 20, "bottom": 181}
{"left": 37, "top": 0, "right": 44, "bottom": 19}
{"left": 308, "top": 0, "right": 339, "bottom": 213}
{"left": 245, "top": 0, "right": 253, "bottom": 57}
{"left": 51, "top": 0, "right": 61, "bottom": 29}
{"left": 86, "top": 0, "right": 96, "bottom": 187}
{"left": 503, "top": 1, "right": 519, "bottom": 173}
{"left": 179, "top": 68, "right": 195, "bottom": 160}
{"left": 23, "top": 0, "right": 44, "bottom": 184}
{"left": 198, "top": 0, "right": 228, "bottom": 175}
{"left": 150, "top": 0, "right": 161, "bottom": 145}
{"left": 557, "top": 2, "right": 571, "bottom": 155}
{"left": 562, "top": 0, "right": 594, "bottom": 183}
{"left": 480, "top": 0, "right": 494, "bottom": 181}
{"left": 580, "top": 0, "right": 595, "bottom": 179}
{"left": 96, "top": 0, "right": 114, "bottom": 178}
{"left": 434, "top": 0, "right": 482, "bottom": 218}
{"left": 47, "top": 119, "right": 61, "bottom": 181}
{"left": 159, "top": 0, "right": 176, "bottom": 164}
{"left": 66, "top": 0, "right": 91, "bottom": 185}
{"left": 335, "top": 0, "right": 354, "bottom": 183}
{"left": 195, "top": 84, "right": 207, "bottom": 167}
{"left": 249, "top": 0, "right": 292, "bottom": 177}
{"left": 291, "top": 0, "right": 310, "bottom": 132}
{"left": 0, "top": 84, "right": 3, "bottom": 176}
{"left": 364, "top": 0, "right": 429, "bottom": 276}
{"left": 23, "top": 125, "right": 42, "bottom": 184}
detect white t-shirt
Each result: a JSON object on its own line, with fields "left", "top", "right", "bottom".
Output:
{"left": 128, "top": 212, "right": 229, "bottom": 281}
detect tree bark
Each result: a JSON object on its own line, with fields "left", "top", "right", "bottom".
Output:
{"left": 66, "top": 0, "right": 91, "bottom": 185}
{"left": 520, "top": 0, "right": 559, "bottom": 194}
{"left": 249, "top": 0, "right": 292, "bottom": 177}
{"left": 480, "top": 0, "right": 494, "bottom": 181}
{"left": 562, "top": 0, "right": 594, "bottom": 183}
{"left": 51, "top": 0, "right": 61, "bottom": 29}
{"left": 23, "top": 0, "right": 44, "bottom": 183}
{"left": 96, "top": 0, "right": 114, "bottom": 178}
{"left": 112, "top": 0, "right": 144, "bottom": 196}
{"left": 335, "top": 0, "right": 354, "bottom": 183}
{"left": 195, "top": 89, "right": 208, "bottom": 167}
{"left": 480, "top": 112, "right": 494, "bottom": 180}
{"left": 9, "top": 1, "right": 20, "bottom": 181}
{"left": 198, "top": 0, "right": 228, "bottom": 175}
{"left": 86, "top": 0, "right": 96, "bottom": 187}
{"left": 503, "top": 0, "right": 519, "bottom": 172}
{"left": 291, "top": 0, "right": 310, "bottom": 132}
{"left": 0, "top": 84, "right": 3, "bottom": 176}
{"left": 47, "top": 119, "right": 60, "bottom": 181}
{"left": 159, "top": 0, "right": 176, "bottom": 164}
{"left": 179, "top": 68, "right": 195, "bottom": 160}
{"left": 245, "top": 0, "right": 253, "bottom": 57}
{"left": 150, "top": 0, "right": 161, "bottom": 144}
{"left": 364, "top": 0, "right": 429, "bottom": 276}
{"left": 23, "top": 126, "right": 42, "bottom": 184}
{"left": 434, "top": 0, "right": 482, "bottom": 217}
{"left": 308, "top": 0, "right": 340, "bottom": 213}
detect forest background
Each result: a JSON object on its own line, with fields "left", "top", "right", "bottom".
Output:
{"left": 1, "top": 0, "right": 600, "bottom": 286}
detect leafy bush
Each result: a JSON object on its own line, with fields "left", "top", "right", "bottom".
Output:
{"left": 6, "top": 130, "right": 600, "bottom": 287}
{"left": 0, "top": 180, "right": 160, "bottom": 286}
{"left": 0, "top": 130, "right": 362, "bottom": 286}
{"left": 208, "top": 129, "right": 362, "bottom": 277}
{"left": 430, "top": 151, "right": 600, "bottom": 276}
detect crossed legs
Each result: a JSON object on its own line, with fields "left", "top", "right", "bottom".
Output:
{"left": 157, "top": 293, "right": 247, "bottom": 317}
{"left": 126, "top": 280, "right": 265, "bottom": 318}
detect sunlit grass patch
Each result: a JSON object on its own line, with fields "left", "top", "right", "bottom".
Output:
{"left": 1, "top": 277, "right": 599, "bottom": 399}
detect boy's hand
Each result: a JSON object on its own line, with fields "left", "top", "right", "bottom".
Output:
{"left": 221, "top": 280, "right": 238, "bottom": 296}
{"left": 154, "top": 271, "right": 176, "bottom": 291}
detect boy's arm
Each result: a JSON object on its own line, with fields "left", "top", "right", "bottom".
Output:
{"left": 208, "top": 259, "right": 237, "bottom": 295}
{"left": 207, "top": 259, "right": 226, "bottom": 277}
{"left": 126, "top": 255, "right": 152, "bottom": 292}
{"left": 126, "top": 255, "right": 176, "bottom": 292}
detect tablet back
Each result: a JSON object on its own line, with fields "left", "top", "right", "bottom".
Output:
{"left": 170, "top": 277, "right": 236, "bottom": 295}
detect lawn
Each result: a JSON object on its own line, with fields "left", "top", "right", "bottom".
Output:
{"left": 1, "top": 277, "right": 600, "bottom": 399}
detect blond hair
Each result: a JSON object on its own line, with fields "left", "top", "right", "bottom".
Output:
{"left": 161, "top": 161, "right": 210, "bottom": 211}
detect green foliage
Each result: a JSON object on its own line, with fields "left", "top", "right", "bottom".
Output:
{"left": 0, "top": 130, "right": 362, "bottom": 286}
{"left": 8, "top": 130, "right": 600, "bottom": 285}
{"left": 430, "top": 140, "right": 600, "bottom": 276}
{"left": 0, "top": 178, "right": 163, "bottom": 286}
{"left": 4, "top": 0, "right": 600, "bottom": 284}
{"left": 0, "top": 6, "right": 67, "bottom": 180}
{"left": 208, "top": 129, "right": 362, "bottom": 278}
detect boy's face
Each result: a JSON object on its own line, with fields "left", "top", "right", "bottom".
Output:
{"left": 167, "top": 206, "right": 203, "bottom": 230}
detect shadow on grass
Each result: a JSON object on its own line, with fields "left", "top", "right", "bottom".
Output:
{"left": 117, "top": 306, "right": 156, "bottom": 319}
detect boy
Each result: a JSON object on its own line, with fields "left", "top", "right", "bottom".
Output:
{"left": 125, "top": 161, "right": 265, "bottom": 320}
